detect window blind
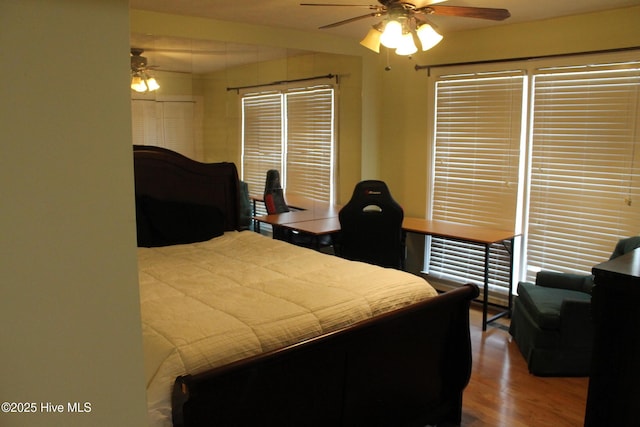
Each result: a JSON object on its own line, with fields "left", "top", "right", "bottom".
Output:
{"left": 241, "top": 86, "right": 335, "bottom": 204}
{"left": 285, "top": 88, "right": 335, "bottom": 203}
{"left": 526, "top": 65, "right": 640, "bottom": 279}
{"left": 429, "top": 72, "right": 524, "bottom": 292}
{"left": 428, "top": 52, "right": 640, "bottom": 292}
{"left": 242, "top": 93, "right": 283, "bottom": 201}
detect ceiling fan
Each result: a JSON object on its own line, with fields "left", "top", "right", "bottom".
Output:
{"left": 301, "top": 0, "right": 510, "bottom": 55}
{"left": 130, "top": 48, "right": 160, "bottom": 92}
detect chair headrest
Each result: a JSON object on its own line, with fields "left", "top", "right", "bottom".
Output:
{"left": 341, "top": 180, "right": 403, "bottom": 217}
{"left": 264, "top": 169, "right": 283, "bottom": 192}
{"left": 351, "top": 180, "right": 390, "bottom": 197}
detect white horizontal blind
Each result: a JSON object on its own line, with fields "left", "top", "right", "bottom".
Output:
{"left": 241, "top": 86, "right": 335, "bottom": 204}
{"left": 285, "top": 88, "right": 334, "bottom": 203}
{"left": 429, "top": 72, "right": 524, "bottom": 290}
{"left": 242, "top": 93, "right": 283, "bottom": 201}
{"left": 526, "top": 65, "right": 640, "bottom": 280}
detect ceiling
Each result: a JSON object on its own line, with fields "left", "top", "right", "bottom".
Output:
{"left": 130, "top": 0, "right": 640, "bottom": 73}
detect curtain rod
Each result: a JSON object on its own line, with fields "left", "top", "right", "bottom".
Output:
{"left": 414, "top": 46, "right": 640, "bottom": 76}
{"left": 227, "top": 74, "right": 337, "bottom": 93}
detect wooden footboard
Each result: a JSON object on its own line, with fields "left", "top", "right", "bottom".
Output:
{"left": 172, "top": 284, "right": 479, "bottom": 427}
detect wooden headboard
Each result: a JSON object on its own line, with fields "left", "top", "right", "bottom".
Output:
{"left": 133, "top": 145, "right": 241, "bottom": 232}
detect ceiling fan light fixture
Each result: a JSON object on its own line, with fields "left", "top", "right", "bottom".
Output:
{"left": 360, "top": 26, "right": 382, "bottom": 53}
{"left": 131, "top": 72, "right": 160, "bottom": 93}
{"left": 379, "top": 20, "right": 403, "bottom": 49}
{"left": 306, "top": 1, "right": 510, "bottom": 58}
{"left": 130, "top": 48, "right": 160, "bottom": 93}
{"left": 131, "top": 74, "right": 147, "bottom": 93}
{"left": 395, "top": 32, "right": 418, "bottom": 56}
{"left": 145, "top": 76, "right": 160, "bottom": 91}
{"left": 416, "top": 23, "right": 443, "bottom": 51}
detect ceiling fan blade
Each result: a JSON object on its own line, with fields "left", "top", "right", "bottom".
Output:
{"left": 319, "top": 12, "right": 384, "bottom": 29}
{"left": 420, "top": 5, "right": 510, "bottom": 21}
{"left": 300, "top": 3, "right": 381, "bottom": 8}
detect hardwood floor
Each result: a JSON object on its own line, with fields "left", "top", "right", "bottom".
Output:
{"left": 462, "top": 304, "right": 589, "bottom": 427}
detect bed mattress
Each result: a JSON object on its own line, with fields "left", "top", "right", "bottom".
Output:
{"left": 138, "top": 231, "right": 437, "bottom": 426}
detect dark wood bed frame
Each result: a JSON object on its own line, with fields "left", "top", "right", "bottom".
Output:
{"left": 133, "top": 145, "right": 480, "bottom": 427}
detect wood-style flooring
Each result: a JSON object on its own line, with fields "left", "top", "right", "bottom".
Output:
{"left": 462, "top": 304, "right": 589, "bottom": 427}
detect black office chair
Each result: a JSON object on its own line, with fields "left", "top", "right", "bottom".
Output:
{"left": 338, "top": 180, "right": 404, "bottom": 269}
{"left": 262, "top": 170, "right": 332, "bottom": 249}
{"left": 263, "top": 169, "right": 290, "bottom": 240}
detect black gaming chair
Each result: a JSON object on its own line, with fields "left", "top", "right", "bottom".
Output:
{"left": 262, "top": 169, "right": 333, "bottom": 249}
{"left": 338, "top": 180, "right": 404, "bottom": 269}
{"left": 263, "top": 169, "right": 290, "bottom": 240}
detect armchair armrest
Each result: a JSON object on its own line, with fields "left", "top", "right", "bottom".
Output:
{"left": 536, "top": 271, "right": 594, "bottom": 294}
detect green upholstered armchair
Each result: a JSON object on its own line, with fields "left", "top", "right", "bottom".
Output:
{"left": 509, "top": 271, "right": 594, "bottom": 376}
{"left": 510, "top": 236, "right": 640, "bottom": 376}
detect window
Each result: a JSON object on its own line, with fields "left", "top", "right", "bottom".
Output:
{"left": 241, "top": 85, "right": 335, "bottom": 205}
{"left": 428, "top": 71, "right": 525, "bottom": 296}
{"left": 428, "top": 52, "right": 640, "bottom": 296}
{"left": 526, "top": 64, "right": 640, "bottom": 280}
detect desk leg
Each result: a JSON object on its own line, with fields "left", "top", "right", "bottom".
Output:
{"left": 484, "top": 238, "right": 515, "bottom": 330}
{"left": 401, "top": 230, "right": 407, "bottom": 270}
{"left": 252, "top": 199, "right": 260, "bottom": 233}
{"left": 482, "top": 244, "right": 490, "bottom": 331}
{"left": 507, "top": 238, "right": 514, "bottom": 317}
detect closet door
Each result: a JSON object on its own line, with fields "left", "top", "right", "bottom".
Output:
{"left": 131, "top": 97, "right": 202, "bottom": 161}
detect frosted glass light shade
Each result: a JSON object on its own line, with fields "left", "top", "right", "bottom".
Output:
{"left": 145, "top": 77, "right": 160, "bottom": 91}
{"left": 131, "top": 75, "right": 147, "bottom": 92}
{"left": 380, "top": 20, "right": 403, "bottom": 48}
{"left": 416, "top": 24, "right": 443, "bottom": 51}
{"left": 360, "top": 27, "right": 382, "bottom": 53}
{"left": 395, "top": 33, "right": 417, "bottom": 56}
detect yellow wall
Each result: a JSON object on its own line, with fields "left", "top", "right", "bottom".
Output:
{"left": 2, "top": 1, "right": 148, "bottom": 426}
{"left": 131, "top": 6, "right": 640, "bottom": 214}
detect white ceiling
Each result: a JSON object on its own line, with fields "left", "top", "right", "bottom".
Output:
{"left": 130, "top": 0, "right": 640, "bottom": 73}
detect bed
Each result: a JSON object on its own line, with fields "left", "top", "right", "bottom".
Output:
{"left": 133, "top": 145, "right": 479, "bottom": 427}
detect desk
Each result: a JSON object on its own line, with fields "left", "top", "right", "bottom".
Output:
{"left": 401, "top": 218, "right": 518, "bottom": 331}
{"left": 251, "top": 193, "right": 326, "bottom": 212}
{"left": 251, "top": 194, "right": 336, "bottom": 231}
{"left": 254, "top": 212, "right": 517, "bottom": 331}
{"left": 255, "top": 205, "right": 340, "bottom": 225}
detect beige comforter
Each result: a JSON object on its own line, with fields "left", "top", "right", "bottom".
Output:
{"left": 138, "top": 231, "right": 436, "bottom": 426}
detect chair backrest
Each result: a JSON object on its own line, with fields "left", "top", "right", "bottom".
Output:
{"left": 263, "top": 169, "right": 289, "bottom": 214}
{"left": 609, "top": 236, "right": 640, "bottom": 260}
{"left": 238, "top": 181, "right": 252, "bottom": 231}
{"left": 338, "top": 180, "right": 404, "bottom": 269}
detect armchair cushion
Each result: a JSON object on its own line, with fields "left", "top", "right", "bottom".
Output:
{"left": 516, "top": 282, "right": 591, "bottom": 330}
{"left": 535, "top": 271, "right": 594, "bottom": 294}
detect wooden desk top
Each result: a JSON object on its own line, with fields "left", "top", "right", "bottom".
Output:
{"left": 254, "top": 205, "right": 340, "bottom": 225}
{"left": 251, "top": 193, "right": 328, "bottom": 211}
{"left": 283, "top": 217, "right": 342, "bottom": 235}
{"left": 401, "top": 218, "right": 517, "bottom": 245}
{"left": 255, "top": 212, "right": 517, "bottom": 245}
